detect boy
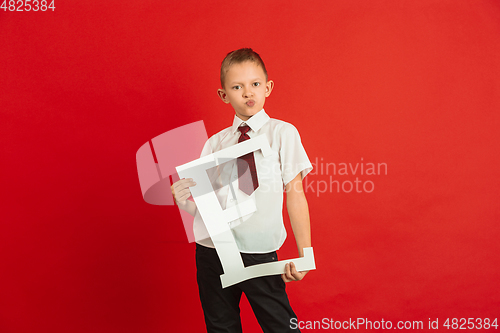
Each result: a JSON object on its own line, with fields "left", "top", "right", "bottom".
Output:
{"left": 172, "top": 48, "right": 312, "bottom": 332}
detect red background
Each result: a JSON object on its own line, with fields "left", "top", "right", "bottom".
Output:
{"left": 2, "top": 1, "right": 500, "bottom": 332}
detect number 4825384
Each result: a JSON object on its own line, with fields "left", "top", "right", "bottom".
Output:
{"left": 1, "top": 0, "right": 56, "bottom": 11}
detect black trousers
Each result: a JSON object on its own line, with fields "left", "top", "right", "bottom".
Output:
{"left": 196, "top": 244, "right": 300, "bottom": 333}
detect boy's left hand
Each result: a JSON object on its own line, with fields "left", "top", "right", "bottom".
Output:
{"left": 282, "top": 262, "right": 308, "bottom": 282}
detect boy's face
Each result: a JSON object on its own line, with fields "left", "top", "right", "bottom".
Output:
{"left": 217, "top": 61, "right": 274, "bottom": 121}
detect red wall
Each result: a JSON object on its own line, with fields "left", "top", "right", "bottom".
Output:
{"left": 1, "top": 1, "right": 500, "bottom": 332}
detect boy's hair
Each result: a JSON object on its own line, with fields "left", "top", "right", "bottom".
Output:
{"left": 220, "top": 48, "right": 268, "bottom": 88}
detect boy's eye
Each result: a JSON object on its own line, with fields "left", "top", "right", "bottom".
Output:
{"left": 253, "top": 82, "right": 260, "bottom": 87}
{"left": 233, "top": 86, "right": 241, "bottom": 90}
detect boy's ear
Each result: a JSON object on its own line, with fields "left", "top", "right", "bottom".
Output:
{"left": 265, "top": 80, "right": 274, "bottom": 97}
{"left": 217, "top": 89, "right": 230, "bottom": 104}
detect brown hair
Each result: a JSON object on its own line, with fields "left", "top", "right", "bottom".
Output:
{"left": 220, "top": 48, "right": 268, "bottom": 88}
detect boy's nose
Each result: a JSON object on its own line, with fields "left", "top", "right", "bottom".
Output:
{"left": 243, "top": 89, "right": 253, "bottom": 97}
{"left": 243, "top": 88, "right": 253, "bottom": 97}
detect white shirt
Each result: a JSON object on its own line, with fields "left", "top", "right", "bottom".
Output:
{"left": 194, "top": 109, "right": 312, "bottom": 253}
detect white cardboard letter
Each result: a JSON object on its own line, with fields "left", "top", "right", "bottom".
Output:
{"left": 176, "top": 135, "right": 316, "bottom": 288}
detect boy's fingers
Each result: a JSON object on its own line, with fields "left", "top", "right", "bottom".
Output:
{"left": 176, "top": 193, "right": 189, "bottom": 202}
{"left": 289, "top": 262, "right": 308, "bottom": 281}
{"left": 281, "top": 273, "right": 291, "bottom": 283}
{"left": 172, "top": 178, "right": 196, "bottom": 200}
{"left": 284, "top": 263, "right": 295, "bottom": 282}
{"left": 176, "top": 188, "right": 193, "bottom": 202}
{"left": 177, "top": 187, "right": 191, "bottom": 196}
{"left": 174, "top": 178, "right": 196, "bottom": 190}
{"left": 290, "top": 262, "right": 299, "bottom": 280}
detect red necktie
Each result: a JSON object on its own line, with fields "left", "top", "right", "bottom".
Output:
{"left": 237, "top": 125, "right": 259, "bottom": 195}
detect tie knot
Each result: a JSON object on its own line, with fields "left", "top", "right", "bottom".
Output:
{"left": 238, "top": 125, "right": 251, "bottom": 135}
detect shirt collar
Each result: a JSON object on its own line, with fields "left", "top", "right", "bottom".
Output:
{"left": 231, "top": 109, "right": 270, "bottom": 134}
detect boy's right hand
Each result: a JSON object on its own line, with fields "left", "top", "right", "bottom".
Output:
{"left": 171, "top": 178, "right": 197, "bottom": 210}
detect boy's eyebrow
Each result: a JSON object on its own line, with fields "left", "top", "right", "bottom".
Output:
{"left": 228, "top": 77, "right": 264, "bottom": 85}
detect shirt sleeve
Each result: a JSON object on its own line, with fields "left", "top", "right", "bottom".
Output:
{"left": 279, "top": 124, "right": 313, "bottom": 185}
{"left": 199, "top": 138, "right": 213, "bottom": 158}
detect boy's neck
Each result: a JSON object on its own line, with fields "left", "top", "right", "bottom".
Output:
{"left": 236, "top": 114, "right": 252, "bottom": 121}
